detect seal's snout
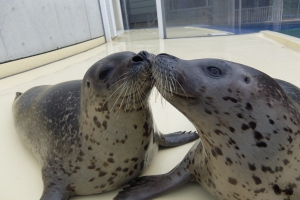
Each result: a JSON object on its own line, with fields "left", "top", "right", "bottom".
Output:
{"left": 155, "top": 53, "right": 178, "bottom": 69}
{"left": 138, "top": 51, "right": 155, "bottom": 65}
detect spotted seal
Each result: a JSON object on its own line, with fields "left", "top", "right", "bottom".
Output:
{"left": 12, "top": 51, "right": 198, "bottom": 200}
{"left": 115, "top": 54, "right": 300, "bottom": 200}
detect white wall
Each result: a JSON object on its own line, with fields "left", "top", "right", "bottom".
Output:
{"left": 0, "top": 0, "right": 104, "bottom": 63}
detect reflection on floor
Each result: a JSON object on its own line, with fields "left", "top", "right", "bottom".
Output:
{"left": 1, "top": 29, "right": 300, "bottom": 200}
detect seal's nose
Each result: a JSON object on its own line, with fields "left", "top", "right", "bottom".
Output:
{"left": 131, "top": 55, "right": 144, "bottom": 63}
{"left": 138, "top": 51, "right": 155, "bottom": 64}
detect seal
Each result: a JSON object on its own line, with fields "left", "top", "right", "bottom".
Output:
{"left": 12, "top": 51, "right": 199, "bottom": 200}
{"left": 115, "top": 54, "right": 300, "bottom": 200}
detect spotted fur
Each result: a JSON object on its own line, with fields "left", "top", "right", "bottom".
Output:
{"left": 12, "top": 51, "right": 198, "bottom": 200}
{"left": 115, "top": 54, "right": 300, "bottom": 200}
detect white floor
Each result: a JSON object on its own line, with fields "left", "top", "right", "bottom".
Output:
{"left": 1, "top": 29, "right": 300, "bottom": 200}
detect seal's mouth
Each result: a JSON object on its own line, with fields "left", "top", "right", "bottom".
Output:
{"left": 164, "top": 89, "right": 197, "bottom": 100}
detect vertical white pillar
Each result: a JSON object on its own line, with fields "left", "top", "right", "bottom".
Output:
{"left": 156, "top": 0, "right": 166, "bottom": 39}
{"left": 99, "top": 0, "right": 112, "bottom": 42}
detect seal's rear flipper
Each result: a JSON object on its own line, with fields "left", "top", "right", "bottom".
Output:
{"left": 14, "top": 92, "right": 22, "bottom": 100}
{"left": 159, "top": 131, "right": 199, "bottom": 147}
{"left": 114, "top": 160, "right": 191, "bottom": 200}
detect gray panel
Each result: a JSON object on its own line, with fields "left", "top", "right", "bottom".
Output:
{"left": 84, "top": 0, "right": 104, "bottom": 39}
{"left": 0, "top": 33, "right": 7, "bottom": 63}
{"left": 0, "top": 0, "right": 46, "bottom": 62}
{"left": 129, "top": 6, "right": 157, "bottom": 15}
{"left": 0, "top": 0, "right": 105, "bottom": 63}
{"left": 53, "top": 0, "right": 79, "bottom": 46}
{"left": 21, "top": 0, "right": 64, "bottom": 52}
{"left": 67, "top": 0, "right": 91, "bottom": 42}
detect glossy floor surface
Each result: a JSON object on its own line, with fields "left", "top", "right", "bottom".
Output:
{"left": 1, "top": 29, "right": 300, "bottom": 200}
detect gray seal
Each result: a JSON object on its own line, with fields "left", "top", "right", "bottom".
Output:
{"left": 12, "top": 51, "right": 198, "bottom": 200}
{"left": 115, "top": 54, "right": 300, "bottom": 200}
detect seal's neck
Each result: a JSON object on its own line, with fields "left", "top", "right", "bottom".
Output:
{"left": 79, "top": 94, "right": 151, "bottom": 142}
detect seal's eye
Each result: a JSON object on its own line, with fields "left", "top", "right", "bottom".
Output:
{"left": 99, "top": 69, "right": 111, "bottom": 81}
{"left": 205, "top": 66, "right": 222, "bottom": 78}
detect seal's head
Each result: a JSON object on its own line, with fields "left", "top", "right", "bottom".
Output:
{"left": 82, "top": 51, "right": 155, "bottom": 113}
{"left": 152, "top": 53, "right": 299, "bottom": 157}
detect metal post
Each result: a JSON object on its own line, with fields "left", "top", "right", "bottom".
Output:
{"left": 156, "top": 0, "right": 167, "bottom": 39}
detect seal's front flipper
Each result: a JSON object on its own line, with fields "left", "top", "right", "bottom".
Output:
{"left": 40, "top": 171, "right": 71, "bottom": 200}
{"left": 159, "top": 131, "right": 199, "bottom": 147}
{"left": 114, "top": 159, "right": 191, "bottom": 200}
{"left": 40, "top": 186, "right": 70, "bottom": 200}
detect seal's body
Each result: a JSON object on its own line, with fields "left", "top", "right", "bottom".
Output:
{"left": 13, "top": 51, "right": 198, "bottom": 200}
{"left": 115, "top": 54, "right": 300, "bottom": 200}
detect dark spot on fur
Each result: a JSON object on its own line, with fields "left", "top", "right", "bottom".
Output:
{"left": 95, "top": 102, "right": 109, "bottom": 113}
{"left": 229, "top": 127, "right": 235, "bottom": 133}
{"left": 283, "top": 159, "right": 290, "bottom": 165}
{"left": 256, "top": 142, "right": 267, "bottom": 148}
{"left": 288, "top": 136, "right": 293, "bottom": 144}
{"left": 261, "top": 165, "right": 274, "bottom": 173}
{"left": 269, "top": 119, "right": 274, "bottom": 125}
{"left": 273, "top": 184, "right": 282, "bottom": 195}
{"left": 252, "top": 175, "right": 262, "bottom": 185}
{"left": 249, "top": 121, "right": 256, "bottom": 130}
{"left": 254, "top": 131, "right": 263, "bottom": 141}
{"left": 204, "top": 109, "right": 212, "bottom": 115}
{"left": 89, "top": 178, "right": 95, "bottom": 182}
{"left": 122, "top": 168, "right": 129, "bottom": 172}
{"left": 88, "top": 146, "right": 92, "bottom": 150}
{"left": 226, "top": 157, "right": 233, "bottom": 165}
{"left": 134, "top": 125, "right": 137, "bottom": 129}
{"left": 228, "top": 177, "right": 237, "bottom": 185}
{"left": 223, "top": 97, "right": 238, "bottom": 103}
{"left": 241, "top": 124, "right": 249, "bottom": 130}
{"left": 237, "top": 113, "right": 244, "bottom": 118}
{"left": 116, "top": 167, "right": 122, "bottom": 171}
{"left": 107, "top": 158, "right": 114, "bottom": 163}
{"left": 246, "top": 102, "right": 253, "bottom": 111}
{"left": 214, "top": 129, "right": 223, "bottom": 135}
{"left": 102, "top": 121, "right": 107, "bottom": 130}
{"left": 98, "top": 171, "right": 107, "bottom": 177}
{"left": 248, "top": 163, "right": 256, "bottom": 171}
{"left": 93, "top": 116, "right": 101, "bottom": 128}
{"left": 143, "top": 122, "right": 150, "bottom": 137}
{"left": 144, "top": 143, "right": 149, "bottom": 150}
{"left": 215, "top": 147, "right": 223, "bottom": 156}
{"left": 140, "top": 160, "right": 145, "bottom": 170}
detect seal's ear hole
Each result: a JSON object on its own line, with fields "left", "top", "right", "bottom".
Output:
{"left": 87, "top": 81, "right": 90, "bottom": 88}
{"left": 99, "top": 69, "right": 111, "bottom": 81}
{"left": 244, "top": 77, "right": 250, "bottom": 84}
{"left": 132, "top": 55, "right": 143, "bottom": 62}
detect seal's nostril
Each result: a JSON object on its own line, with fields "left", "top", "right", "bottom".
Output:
{"left": 132, "top": 55, "right": 144, "bottom": 62}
